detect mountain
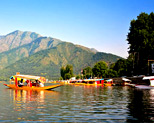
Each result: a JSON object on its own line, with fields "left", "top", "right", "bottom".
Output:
{"left": 90, "top": 48, "right": 98, "bottom": 53}
{"left": 0, "top": 30, "right": 122, "bottom": 80}
{"left": 0, "top": 30, "right": 41, "bottom": 53}
{"left": 0, "top": 42, "right": 121, "bottom": 80}
{"left": 0, "top": 33, "right": 62, "bottom": 69}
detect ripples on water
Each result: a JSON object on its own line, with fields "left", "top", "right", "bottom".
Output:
{"left": 0, "top": 83, "right": 154, "bottom": 122}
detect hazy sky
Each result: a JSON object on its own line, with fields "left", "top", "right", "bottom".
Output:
{"left": 0, "top": 0, "right": 153, "bottom": 58}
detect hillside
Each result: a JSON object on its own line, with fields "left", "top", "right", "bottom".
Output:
{"left": 0, "top": 33, "right": 62, "bottom": 69}
{"left": 0, "top": 30, "right": 41, "bottom": 53}
{"left": 0, "top": 42, "right": 122, "bottom": 80}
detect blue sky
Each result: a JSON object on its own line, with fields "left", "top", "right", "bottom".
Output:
{"left": 0, "top": 0, "right": 153, "bottom": 58}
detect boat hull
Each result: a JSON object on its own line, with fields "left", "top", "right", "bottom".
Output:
{"left": 3, "top": 84, "right": 62, "bottom": 90}
{"left": 135, "top": 85, "right": 154, "bottom": 89}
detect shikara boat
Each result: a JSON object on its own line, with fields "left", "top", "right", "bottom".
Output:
{"left": 79, "top": 79, "right": 104, "bottom": 85}
{"left": 103, "top": 79, "right": 113, "bottom": 86}
{"left": 80, "top": 79, "right": 96, "bottom": 85}
{"left": 4, "top": 74, "right": 63, "bottom": 90}
{"left": 135, "top": 76, "right": 154, "bottom": 89}
{"left": 82, "top": 79, "right": 113, "bottom": 86}
{"left": 69, "top": 79, "right": 113, "bottom": 86}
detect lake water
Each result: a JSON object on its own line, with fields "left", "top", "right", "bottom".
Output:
{"left": 0, "top": 82, "right": 154, "bottom": 122}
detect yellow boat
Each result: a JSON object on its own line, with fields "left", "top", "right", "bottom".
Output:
{"left": 103, "top": 79, "right": 113, "bottom": 86}
{"left": 4, "top": 74, "right": 63, "bottom": 90}
{"left": 70, "top": 79, "right": 105, "bottom": 85}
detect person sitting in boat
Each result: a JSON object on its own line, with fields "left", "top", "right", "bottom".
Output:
{"left": 18, "top": 79, "right": 24, "bottom": 87}
{"left": 18, "top": 81, "right": 24, "bottom": 87}
{"left": 35, "top": 80, "right": 40, "bottom": 87}
{"left": 39, "top": 81, "right": 44, "bottom": 87}
{"left": 10, "top": 76, "right": 15, "bottom": 81}
{"left": 26, "top": 80, "right": 32, "bottom": 87}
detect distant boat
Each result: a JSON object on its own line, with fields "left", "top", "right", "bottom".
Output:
{"left": 121, "top": 77, "right": 132, "bottom": 86}
{"left": 103, "top": 79, "right": 113, "bottom": 86}
{"left": 69, "top": 78, "right": 113, "bottom": 86}
{"left": 4, "top": 74, "right": 63, "bottom": 90}
{"left": 82, "top": 79, "right": 97, "bottom": 85}
{"left": 135, "top": 76, "right": 154, "bottom": 89}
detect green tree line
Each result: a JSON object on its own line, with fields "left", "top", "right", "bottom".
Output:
{"left": 60, "top": 60, "right": 129, "bottom": 80}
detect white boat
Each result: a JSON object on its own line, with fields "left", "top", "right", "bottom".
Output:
{"left": 122, "top": 77, "right": 132, "bottom": 85}
{"left": 135, "top": 76, "right": 154, "bottom": 89}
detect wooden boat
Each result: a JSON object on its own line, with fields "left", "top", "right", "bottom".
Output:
{"left": 4, "top": 74, "right": 63, "bottom": 90}
{"left": 82, "top": 79, "right": 96, "bottom": 84}
{"left": 122, "top": 77, "right": 132, "bottom": 86}
{"left": 135, "top": 76, "right": 154, "bottom": 89}
{"left": 80, "top": 79, "right": 104, "bottom": 85}
{"left": 3, "top": 83, "right": 62, "bottom": 90}
{"left": 69, "top": 79, "right": 112, "bottom": 86}
{"left": 103, "top": 79, "right": 113, "bottom": 86}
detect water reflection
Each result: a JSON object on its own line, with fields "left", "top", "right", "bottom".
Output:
{"left": 13, "top": 90, "right": 45, "bottom": 111}
{"left": 7, "top": 89, "right": 60, "bottom": 122}
{"left": 127, "top": 88, "right": 154, "bottom": 122}
{"left": 56, "top": 85, "right": 130, "bottom": 122}
{"left": 1, "top": 84, "right": 154, "bottom": 122}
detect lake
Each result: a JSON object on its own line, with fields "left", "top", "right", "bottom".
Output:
{"left": 0, "top": 82, "right": 154, "bottom": 122}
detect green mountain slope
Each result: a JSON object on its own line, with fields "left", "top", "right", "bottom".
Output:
{"left": 0, "top": 42, "right": 121, "bottom": 80}
{"left": 0, "top": 36, "right": 62, "bottom": 69}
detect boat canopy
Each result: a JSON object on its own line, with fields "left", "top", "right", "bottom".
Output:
{"left": 83, "top": 79, "right": 95, "bottom": 82}
{"left": 10, "top": 75, "right": 25, "bottom": 82}
{"left": 143, "top": 76, "right": 154, "bottom": 80}
{"left": 105, "top": 79, "right": 113, "bottom": 82}
{"left": 122, "top": 78, "right": 131, "bottom": 82}
{"left": 14, "top": 74, "right": 46, "bottom": 83}
{"left": 95, "top": 79, "right": 104, "bottom": 81}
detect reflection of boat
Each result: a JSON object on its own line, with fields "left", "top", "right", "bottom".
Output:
{"left": 12, "top": 89, "right": 60, "bottom": 112}
{"left": 4, "top": 74, "right": 63, "bottom": 90}
{"left": 14, "top": 89, "right": 45, "bottom": 102}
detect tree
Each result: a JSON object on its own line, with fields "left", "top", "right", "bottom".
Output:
{"left": 92, "top": 61, "right": 108, "bottom": 78}
{"left": 106, "top": 69, "right": 118, "bottom": 78}
{"left": 60, "top": 66, "right": 65, "bottom": 79}
{"left": 127, "top": 12, "right": 154, "bottom": 75}
{"left": 112, "top": 59, "right": 132, "bottom": 77}
{"left": 59, "top": 76, "right": 63, "bottom": 80}
{"left": 64, "top": 73, "right": 71, "bottom": 80}
{"left": 65, "top": 64, "right": 73, "bottom": 77}
{"left": 60, "top": 64, "right": 74, "bottom": 80}
{"left": 76, "top": 75, "right": 80, "bottom": 79}
{"left": 83, "top": 66, "right": 92, "bottom": 79}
